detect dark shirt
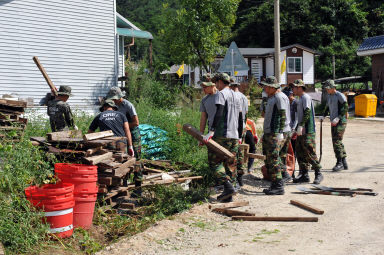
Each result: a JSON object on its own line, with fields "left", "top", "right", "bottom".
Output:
{"left": 47, "top": 99, "right": 74, "bottom": 132}
{"left": 89, "top": 110, "right": 128, "bottom": 137}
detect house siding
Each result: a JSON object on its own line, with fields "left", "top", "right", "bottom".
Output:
{"left": 372, "top": 54, "right": 384, "bottom": 96}
{"left": 0, "top": 0, "right": 117, "bottom": 112}
{"left": 303, "top": 50, "right": 315, "bottom": 85}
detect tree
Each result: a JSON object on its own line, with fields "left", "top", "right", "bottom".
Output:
{"left": 161, "top": 0, "right": 241, "bottom": 72}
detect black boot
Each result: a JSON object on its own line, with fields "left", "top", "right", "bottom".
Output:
{"left": 342, "top": 158, "right": 348, "bottom": 170}
{"left": 237, "top": 174, "right": 244, "bottom": 187}
{"left": 217, "top": 180, "right": 236, "bottom": 202}
{"left": 131, "top": 181, "right": 142, "bottom": 198}
{"left": 247, "top": 158, "right": 255, "bottom": 173}
{"left": 313, "top": 170, "right": 324, "bottom": 184}
{"left": 282, "top": 170, "right": 292, "bottom": 183}
{"left": 332, "top": 158, "right": 343, "bottom": 172}
{"left": 293, "top": 170, "right": 310, "bottom": 183}
{"left": 263, "top": 180, "right": 285, "bottom": 195}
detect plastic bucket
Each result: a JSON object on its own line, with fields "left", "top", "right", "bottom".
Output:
{"left": 54, "top": 163, "right": 97, "bottom": 194}
{"left": 73, "top": 190, "right": 98, "bottom": 229}
{"left": 25, "top": 183, "right": 74, "bottom": 238}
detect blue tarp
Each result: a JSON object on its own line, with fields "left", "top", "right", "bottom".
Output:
{"left": 139, "top": 124, "right": 169, "bottom": 160}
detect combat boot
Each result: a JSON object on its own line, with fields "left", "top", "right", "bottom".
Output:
{"left": 263, "top": 180, "right": 285, "bottom": 195}
{"left": 217, "top": 180, "right": 236, "bottom": 202}
{"left": 131, "top": 181, "right": 142, "bottom": 198}
{"left": 342, "top": 158, "right": 348, "bottom": 170}
{"left": 293, "top": 170, "right": 310, "bottom": 183}
{"left": 237, "top": 174, "right": 244, "bottom": 187}
{"left": 282, "top": 170, "right": 292, "bottom": 183}
{"left": 332, "top": 158, "right": 343, "bottom": 172}
{"left": 313, "top": 170, "right": 324, "bottom": 184}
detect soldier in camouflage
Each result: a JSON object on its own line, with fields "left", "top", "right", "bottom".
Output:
{"left": 47, "top": 86, "right": 77, "bottom": 132}
{"left": 321, "top": 80, "right": 348, "bottom": 171}
{"left": 291, "top": 79, "right": 323, "bottom": 184}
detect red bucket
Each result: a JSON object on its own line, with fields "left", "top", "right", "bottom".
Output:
{"left": 55, "top": 163, "right": 98, "bottom": 194}
{"left": 25, "top": 183, "right": 74, "bottom": 238}
{"left": 73, "top": 189, "right": 98, "bottom": 229}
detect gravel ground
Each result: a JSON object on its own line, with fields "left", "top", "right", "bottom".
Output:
{"left": 97, "top": 119, "right": 384, "bottom": 255}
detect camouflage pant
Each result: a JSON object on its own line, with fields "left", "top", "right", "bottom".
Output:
{"left": 236, "top": 133, "right": 246, "bottom": 176}
{"left": 331, "top": 121, "right": 347, "bottom": 159}
{"left": 296, "top": 133, "right": 322, "bottom": 171}
{"left": 279, "top": 132, "right": 292, "bottom": 171}
{"left": 208, "top": 136, "right": 238, "bottom": 184}
{"left": 131, "top": 127, "right": 142, "bottom": 182}
{"left": 262, "top": 133, "right": 282, "bottom": 181}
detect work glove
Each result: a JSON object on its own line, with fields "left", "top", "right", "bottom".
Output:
{"left": 203, "top": 131, "right": 214, "bottom": 143}
{"left": 128, "top": 146, "right": 135, "bottom": 157}
{"left": 276, "top": 133, "right": 284, "bottom": 142}
{"left": 319, "top": 116, "right": 325, "bottom": 121}
{"left": 254, "top": 135, "right": 259, "bottom": 145}
{"left": 198, "top": 141, "right": 204, "bottom": 147}
{"left": 331, "top": 117, "right": 340, "bottom": 126}
{"left": 74, "top": 125, "right": 79, "bottom": 130}
{"left": 297, "top": 126, "right": 304, "bottom": 136}
{"left": 291, "top": 132, "right": 298, "bottom": 140}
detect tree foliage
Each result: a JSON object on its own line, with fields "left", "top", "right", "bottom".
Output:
{"left": 161, "top": 0, "right": 241, "bottom": 72}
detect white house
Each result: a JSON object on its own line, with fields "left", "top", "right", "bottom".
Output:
{"left": 0, "top": 0, "right": 153, "bottom": 115}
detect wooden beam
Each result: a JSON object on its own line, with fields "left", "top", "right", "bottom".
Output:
{"left": 83, "top": 130, "right": 114, "bottom": 141}
{"left": 120, "top": 202, "right": 135, "bottom": 210}
{"left": 83, "top": 152, "right": 113, "bottom": 165}
{"left": 86, "top": 146, "right": 103, "bottom": 157}
{"left": 248, "top": 153, "right": 266, "bottom": 160}
{"left": 32, "top": 56, "right": 58, "bottom": 96}
{"left": 232, "top": 216, "right": 318, "bottom": 222}
{"left": 209, "top": 201, "right": 249, "bottom": 210}
{"left": 0, "top": 99, "right": 27, "bottom": 108}
{"left": 182, "top": 124, "right": 234, "bottom": 159}
{"left": 290, "top": 200, "right": 324, "bottom": 215}
{"left": 212, "top": 208, "right": 255, "bottom": 217}
{"left": 113, "top": 157, "right": 136, "bottom": 178}
{"left": 47, "top": 130, "right": 82, "bottom": 141}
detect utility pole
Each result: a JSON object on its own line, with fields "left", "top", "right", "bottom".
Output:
{"left": 274, "top": 0, "right": 281, "bottom": 83}
{"left": 332, "top": 55, "right": 336, "bottom": 79}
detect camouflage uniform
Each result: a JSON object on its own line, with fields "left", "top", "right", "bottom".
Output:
{"left": 331, "top": 116, "right": 347, "bottom": 159}
{"left": 279, "top": 131, "right": 292, "bottom": 171}
{"left": 296, "top": 133, "right": 321, "bottom": 171}
{"left": 262, "top": 133, "right": 282, "bottom": 181}
{"left": 47, "top": 86, "right": 74, "bottom": 132}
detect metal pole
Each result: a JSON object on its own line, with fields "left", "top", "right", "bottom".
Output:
{"left": 332, "top": 55, "right": 335, "bottom": 79}
{"left": 231, "top": 49, "right": 235, "bottom": 77}
{"left": 274, "top": 0, "right": 281, "bottom": 83}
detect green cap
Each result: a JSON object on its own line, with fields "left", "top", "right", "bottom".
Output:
{"left": 201, "top": 73, "right": 213, "bottom": 82}
{"left": 99, "top": 99, "right": 117, "bottom": 112}
{"left": 260, "top": 76, "right": 280, "bottom": 88}
{"left": 106, "top": 87, "right": 124, "bottom": 100}
{"left": 213, "top": 73, "right": 231, "bottom": 83}
{"left": 201, "top": 81, "right": 215, "bottom": 87}
{"left": 292, "top": 79, "right": 305, "bottom": 87}
{"left": 57, "top": 86, "right": 73, "bottom": 96}
{"left": 322, "top": 79, "right": 336, "bottom": 89}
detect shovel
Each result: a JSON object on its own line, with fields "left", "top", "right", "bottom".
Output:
{"left": 319, "top": 118, "right": 323, "bottom": 163}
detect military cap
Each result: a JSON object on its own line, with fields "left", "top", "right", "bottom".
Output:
{"left": 322, "top": 79, "right": 336, "bottom": 89}
{"left": 99, "top": 99, "right": 118, "bottom": 112}
{"left": 260, "top": 76, "right": 280, "bottom": 89}
{"left": 292, "top": 79, "right": 305, "bottom": 87}
{"left": 201, "top": 73, "right": 213, "bottom": 82}
{"left": 57, "top": 86, "right": 73, "bottom": 96}
{"left": 106, "top": 87, "right": 124, "bottom": 100}
{"left": 214, "top": 73, "right": 231, "bottom": 83}
{"left": 201, "top": 81, "right": 215, "bottom": 87}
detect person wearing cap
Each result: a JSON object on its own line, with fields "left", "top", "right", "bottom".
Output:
{"left": 291, "top": 79, "right": 323, "bottom": 184}
{"left": 261, "top": 76, "right": 291, "bottom": 195}
{"left": 203, "top": 72, "right": 243, "bottom": 202}
{"left": 87, "top": 99, "right": 134, "bottom": 156}
{"left": 321, "top": 80, "right": 348, "bottom": 171}
{"left": 229, "top": 78, "right": 248, "bottom": 187}
{"left": 199, "top": 79, "right": 217, "bottom": 135}
{"left": 106, "top": 87, "right": 141, "bottom": 159}
{"left": 47, "top": 85, "right": 77, "bottom": 132}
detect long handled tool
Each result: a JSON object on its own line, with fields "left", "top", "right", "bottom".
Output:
{"left": 311, "top": 184, "right": 378, "bottom": 196}
{"left": 319, "top": 118, "right": 323, "bottom": 163}
{"left": 296, "top": 186, "right": 356, "bottom": 197}
{"left": 32, "top": 56, "right": 58, "bottom": 96}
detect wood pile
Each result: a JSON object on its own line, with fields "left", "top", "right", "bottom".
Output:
{"left": 31, "top": 130, "right": 202, "bottom": 214}
{"left": 0, "top": 99, "right": 28, "bottom": 141}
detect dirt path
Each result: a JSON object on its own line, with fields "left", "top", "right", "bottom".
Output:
{"left": 97, "top": 119, "right": 384, "bottom": 255}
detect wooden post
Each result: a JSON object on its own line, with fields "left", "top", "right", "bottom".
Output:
{"left": 290, "top": 200, "right": 324, "bottom": 215}
{"left": 274, "top": 0, "right": 281, "bottom": 82}
{"left": 232, "top": 216, "right": 318, "bottom": 222}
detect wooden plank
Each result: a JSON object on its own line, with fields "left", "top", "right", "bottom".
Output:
{"left": 47, "top": 130, "right": 82, "bottom": 141}
{"left": 98, "top": 187, "right": 108, "bottom": 194}
{"left": 0, "top": 126, "right": 23, "bottom": 130}
{"left": 84, "top": 152, "right": 113, "bottom": 165}
{"left": 209, "top": 201, "right": 249, "bottom": 210}
{"left": 248, "top": 153, "right": 266, "bottom": 160}
{"left": 175, "top": 176, "right": 203, "bottom": 182}
{"left": 84, "top": 137, "right": 127, "bottom": 147}
{"left": 33, "top": 56, "right": 58, "bottom": 96}
{"left": 144, "top": 167, "right": 164, "bottom": 173}
{"left": 232, "top": 216, "right": 319, "bottom": 222}
{"left": 114, "top": 157, "right": 136, "bottom": 178}
{"left": 83, "top": 130, "right": 114, "bottom": 141}
{"left": 86, "top": 146, "right": 103, "bottom": 157}
{"left": 290, "top": 200, "right": 324, "bottom": 215}
{"left": 239, "top": 144, "right": 249, "bottom": 164}
{"left": 183, "top": 124, "right": 234, "bottom": 159}
{"left": 98, "top": 176, "right": 122, "bottom": 186}
{"left": 120, "top": 202, "right": 135, "bottom": 210}
{"left": 212, "top": 208, "right": 255, "bottom": 217}
{"left": 0, "top": 99, "right": 27, "bottom": 108}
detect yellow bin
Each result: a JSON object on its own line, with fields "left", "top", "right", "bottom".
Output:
{"left": 354, "top": 94, "right": 377, "bottom": 117}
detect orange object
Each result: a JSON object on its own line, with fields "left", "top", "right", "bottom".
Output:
{"left": 355, "top": 94, "right": 377, "bottom": 117}
{"left": 261, "top": 142, "right": 295, "bottom": 180}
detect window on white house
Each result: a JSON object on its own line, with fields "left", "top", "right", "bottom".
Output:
{"left": 287, "top": 57, "right": 302, "bottom": 73}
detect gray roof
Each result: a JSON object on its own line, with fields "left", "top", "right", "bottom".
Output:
{"left": 357, "top": 35, "right": 384, "bottom": 52}
{"left": 238, "top": 44, "right": 320, "bottom": 56}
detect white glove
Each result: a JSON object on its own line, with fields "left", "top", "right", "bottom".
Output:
{"left": 276, "top": 133, "right": 284, "bottom": 142}
{"left": 203, "top": 131, "right": 215, "bottom": 143}
{"left": 331, "top": 117, "right": 340, "bottom": 126}
{"left": 128, "top": 145, "right": 135, "bottom": 157}
{"left": 319, "top": 116, "right": 325, "bottom": 121}
{"left": 297, "top": 126, "right": 303, "bottom": 136}
{"left": 74, "top": 125, "right": 79, "bottom": 130}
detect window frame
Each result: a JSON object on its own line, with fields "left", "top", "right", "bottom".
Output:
{"left": 287, "top": 57, "right": 303, "bottom": 74}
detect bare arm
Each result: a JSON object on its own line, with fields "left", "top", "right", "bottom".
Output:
{"left": 200, "top": 112, "right": 208, "bottom": 133}
{"left": 129, "top": 115, "right": 139, "bottom": 129}
{"left": 123, "top": 122, "right": 133, "bottom": 146}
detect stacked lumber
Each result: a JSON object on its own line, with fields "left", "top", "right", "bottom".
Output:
{"left": 0, "top": 99, "right": 28, "bottom": 141}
